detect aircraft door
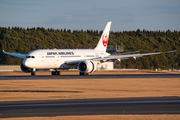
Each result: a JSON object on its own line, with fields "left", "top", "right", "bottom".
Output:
{"left": 100, "top": 53, "right": 104, "bottom": 58}
{"left": 83, "top": 53, "right": 85, "bottom": 58}
{"left": 41, "top": 56, "right": 44, "bottom": 62}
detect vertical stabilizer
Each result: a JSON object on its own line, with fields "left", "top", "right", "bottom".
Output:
{"left": 94, "top": 21, "right": 112, "bottom": 52}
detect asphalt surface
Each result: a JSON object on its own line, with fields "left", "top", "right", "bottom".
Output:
{"left": 0, "top": 97, "right": 180, "bottom": 118}
{"left": 0, "top": 74, "right": 180, "bottom": 80}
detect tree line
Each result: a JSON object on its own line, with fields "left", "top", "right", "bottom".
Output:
{"left": 0, "top": 27, "right": 179, "bottom": 69}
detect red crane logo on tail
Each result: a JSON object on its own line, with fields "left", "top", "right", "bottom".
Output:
{"left": 102, "top": 34, "right": 108, "bottom": 47}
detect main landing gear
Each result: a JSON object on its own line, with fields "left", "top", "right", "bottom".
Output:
{"left": 51, "top": 69, "right": 61, "bottom": 75}
{"left": 79, "top": 72, "right": 88, "bottom": 75}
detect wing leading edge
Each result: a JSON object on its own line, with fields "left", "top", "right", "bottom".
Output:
{"left": 2, "top": 50, "right": 27, "bottom": 58}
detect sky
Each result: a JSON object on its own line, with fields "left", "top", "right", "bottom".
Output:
{"left": 0, "top": 0, "right": 180, "bottom": 32}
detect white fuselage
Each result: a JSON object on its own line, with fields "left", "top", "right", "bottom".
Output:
{"left": 23, "top": 49, "right": 110, "bottom": 69}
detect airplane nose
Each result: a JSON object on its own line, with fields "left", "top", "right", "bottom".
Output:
{"left": 23, "top": 60, "right": 32, "bottom": 68}
{"left": 23, "top": 60, "right": 29, "bottom": 67}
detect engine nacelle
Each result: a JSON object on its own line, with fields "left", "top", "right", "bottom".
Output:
{"left": 20, "top": 63, "right": 31, "bottom": 73}
{"left": 78, "top": 60, "right": 97, "bottom": 73}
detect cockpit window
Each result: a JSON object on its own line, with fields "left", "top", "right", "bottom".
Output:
{"left": 26, "top": 56, "right": 35, "bottom": 58}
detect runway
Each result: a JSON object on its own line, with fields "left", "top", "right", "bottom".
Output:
{"left": 0, "top": 74, "right": 180, "bottom": 80}
{"left": 0, "top": 97, "right": 180, "bottom": 118}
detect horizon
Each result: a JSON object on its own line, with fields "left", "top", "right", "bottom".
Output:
{"left": 1, "top": 26, "right": 179, "bottom": 33}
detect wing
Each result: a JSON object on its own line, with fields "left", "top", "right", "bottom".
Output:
{"left": 65, "top": 50, "right": 176, "bottom": 64}
{"left": 2, "top": 50, "right": 27, "bottom": 58}
{"left": 93, "top": 50, "right": 176, "bottom": 61}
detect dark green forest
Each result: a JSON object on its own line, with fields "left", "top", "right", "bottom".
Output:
{"left": 0, "top": 27, "right": 180, "bottom": 69}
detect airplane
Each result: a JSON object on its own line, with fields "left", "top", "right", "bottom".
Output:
{"left": 2, "top": 21, "right": 176, "bottom": 76}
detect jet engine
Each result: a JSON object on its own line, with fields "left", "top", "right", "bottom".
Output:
{"left": 20, "top": 63, "right": 31, "bottom": 72}
{"left": 78, "top": 60, "right": 97, "bottom": 74}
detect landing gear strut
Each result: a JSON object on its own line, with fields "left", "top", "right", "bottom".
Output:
{"left": 31, "top": 69, "right": 36, "bottom": 76}
{"left": 51, "top": 69, "right": 60, "bottom": 75}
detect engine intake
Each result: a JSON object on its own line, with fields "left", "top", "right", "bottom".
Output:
{"left": 78, "top": 60, "right": 97, "bottom": 73}
{"left": 20, "top": 63, "right": 31, "bottom": 72}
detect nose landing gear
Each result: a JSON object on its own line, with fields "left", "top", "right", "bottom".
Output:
{"left": 31, "top": 72, "right": 35, "bottom": 76}
{"left": 31, "top": 68, "right": 36, "bottom": 76}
